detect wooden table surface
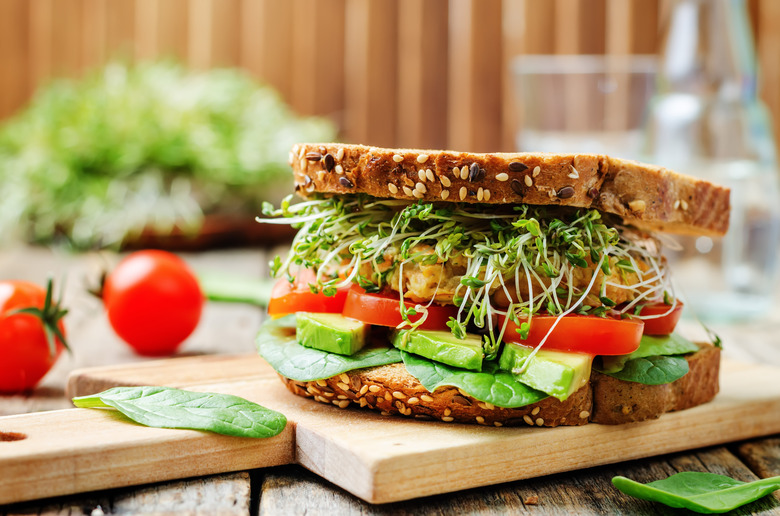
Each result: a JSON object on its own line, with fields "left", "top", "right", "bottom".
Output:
{"left": 1, "top": 245, "right": 780, "bottom": 516}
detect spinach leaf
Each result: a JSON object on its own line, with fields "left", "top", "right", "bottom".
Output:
{"left": 256, "top": 315, "right": 401, "bottom": 381}
{"left": 73, "top": 386, "right": 286, "bottom": 438}
{"left": 401, "top": 351, "right": 548, "bottom": 408}
{"left": 613, "top": 472, "right": 780, "bottom": 514}
{"left": 604, "top": 355, "right": 689, "bottom": 385}
{"left": 599, "top": 333, "right": 699, "bottom": 374}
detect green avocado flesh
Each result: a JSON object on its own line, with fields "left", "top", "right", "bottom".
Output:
{"left": 296, "top": 312, "right": 367, "bottom": 355}
{"left": 392, "top": 329, "right": 484, "bottom": 371}
{"left": 498, "top": 342, "right": 593, "bottom": 401}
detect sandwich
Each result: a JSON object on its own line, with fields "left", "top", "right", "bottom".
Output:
{"left": 256, "top": 143, "right": 729, "bottom": 427}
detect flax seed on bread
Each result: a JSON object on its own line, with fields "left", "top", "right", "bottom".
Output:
{"left": 280, "top": 344, "right": 720, "bottom": 427}
{"left": 290, "top": 143, "right": 730, "bottom": 237}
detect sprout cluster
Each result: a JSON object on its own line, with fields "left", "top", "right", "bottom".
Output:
{"left": 261, "top": 194, "right": 673, "bottom": 358}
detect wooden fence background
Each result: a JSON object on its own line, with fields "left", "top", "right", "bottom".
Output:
{"left": 0, "top": 0, "right": 777, "bottom": 152}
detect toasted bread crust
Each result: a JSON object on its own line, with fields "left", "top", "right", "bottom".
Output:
{"left": 279, "top": 343, "right": 720, "bottom": 427}
{"left": 290, "top": 143, "right": 730, "bottom": 236}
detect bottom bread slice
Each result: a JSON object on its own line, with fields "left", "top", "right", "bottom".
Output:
{"left": 280, "top": 343, "right": 720, "bottom": 427}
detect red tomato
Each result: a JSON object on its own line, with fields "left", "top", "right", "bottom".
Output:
{"left": 498, "top": 313, "right": 643, "bottom": 355}
{"left": 342, "top": 285, "right": 457, "bottom": 330}
{"left": 267, "top": 269, "right": 349, "bottom": 316}
{"left": 103, "top": 250, "right": 203, "bottom": 356}
{"left": 636, "top": 301, "right": 684, "bottom": 336}
{"left": 0, "top": 280, "right": 67, "bottom": 393}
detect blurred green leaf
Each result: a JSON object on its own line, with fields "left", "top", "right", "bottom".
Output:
{"left": 0, "top": 60, "right": 336, "bottom": 249}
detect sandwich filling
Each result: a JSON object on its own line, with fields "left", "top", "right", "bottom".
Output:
{"left": 262, "top": 193, "right": 675, "bottom": 354}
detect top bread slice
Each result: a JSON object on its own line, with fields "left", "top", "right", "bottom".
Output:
{"left": 290, "top": 143, "right": 730, "bottom": 236}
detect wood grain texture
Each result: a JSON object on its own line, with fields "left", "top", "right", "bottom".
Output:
{"left": 37, "top": 355, "right": 780, "bottom": 505}
{"left": 136, "top": 0, "right": 189, "bottom": 61}
{"left": 1, "top": 472, "right": 250, "bottom": 516}
{"left": 258, "top": 446, "right": 780, "bottom": 514}
{"left": 240, "top": 0, "right": 294, "bottom": 103}
{"left": 0, "top": 0, "right": 29, "bottom": 121}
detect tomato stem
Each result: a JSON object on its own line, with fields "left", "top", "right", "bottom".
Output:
{"left": 9, "top": 277, "right": 70, "bottom": 356}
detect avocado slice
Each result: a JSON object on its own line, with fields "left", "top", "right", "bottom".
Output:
{"left": 392, "top": 329, "right": 485, "bottom": 371}
{"left": 499, "top": 342, "right": 592, "bottom": 401}
{"left": 296, "top": 312, "right": 368, "bottom": 356}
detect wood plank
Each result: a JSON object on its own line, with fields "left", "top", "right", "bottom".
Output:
{"left": 106, "top": 0, "right": 137, "bottom": 60}
{"left": 343, "top": 0, "right": 397, "bottom": 146}
{"left": 188, "top": 0, "right": 241, "bottom": 69}
{"left": 2, "top": 472, "right": 251, "bottom": 516}
{"left": 28, "top": 0, "right": 54, "bottom": 90}
{"left": 0, "top": 0, "right": 29, "bottom": 121}
{"left": 34, "top": 354, "right": 780, "bottom": 505}
{"left": 501, "top": 0, "right": 525, "bottom": 150}
{"left": 396, "top": 0, "right": 449, "bottom": 150}
{"left": 240, "top": 0, "right": 294, "bottom": 102}
{"left": 447, "top": 0, "right": 503, "bottom": 151}
{"left": 136, "top": 0, "right": 189, "bottom": 61}
{"left": 521, "top": 0, "right": 555, "bottom": 54}
{"left": 289, "top": 0, "right": 346, "bottom": 120}
{"left": 258, "top": 446, "right": 780, "bottom": 514}
{"left": 735, "top": 437, "right": 780, "bottom": 477}
{"left": 758, "top": 0, "right": 780, "bottom": 153}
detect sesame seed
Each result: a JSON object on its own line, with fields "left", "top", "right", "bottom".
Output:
{"left": 533, "top": 166, "right": 541, "bottom": 177}
{"left": 524, "top": 175, "right": 533, "bottom": 187}
{"left": 420, "top": 394, "right": 434, "bottom": 402}
{"left": 458, "top": 388, "right": 469, "bottom": 397}
{"left": 496, "top": 173, "right": 509, "bottom": 182}
{"left": 393, "top": 391, "right": 407, "bottom": 400}
{"left": 508, "top": 161, "right": 528, "bottom": 172}
{"left": 403, "top": 186, "right": 414, "bottom": 196}
{"left": 442, "top": 416, "right": 454, "bottom": 422}
{"left": 480, "top": 402, "right": 495, "bottom": 410}
{"left": 523, "top": 415, "right": 534, "bottom": 425}
{"left": 388, "top": 183, "right": 398, "bottom": 194}
{"left": 493, "top": 421, "right": 503, "bottom": 427}
{"left": 459, "top": 187, "right": 467, "bottom": 200}
{"left": 336, "top": 148, "right": 345, "bottom": 161}
{"left": 418, "top": 169, "right": 426, "bottom": 181}
{"left": 460, "top": 167, "right": 469, "bottom": 180}
{"left": 337, "top": 382, "right": 350, "bottom": 391}
{"left": 674, "top": 199, "right": 681, "bottom": 210}
{"left": 441, "top": 190, "right": 450, "bottom": 200}
{"left": 335, "top": 164, "right": 344, "bottom": 174}
{"left": 629, "top": 199, "right": 646, "bottom": 212}
{"left": 476, "top": 416, "right": 485, "bottom": 424}
{"left": 306, "top": 386, "right": 320, "bottom": 395}
{"left": 393, "top": 154, "right": 403, "bottom": 163}
{"left": 359, "top": 385, "right": 368, "bottom": 395}
{"left": 621, "top": 405, "right": 632, "bottom": 415}
{"left": 381, "top": 411, "right": 391, "bottom": 416}
{"left": 579, "top": 410, "right": 590, "bottom": 419}
{"left": 292, "top": 144, "right": 300, "bottom": 154}
{"left": 395, "top": 401, "right": 405, "bottom": 410}
{"left": 384, "top": 392, "right": 392, "bottom": 401}
{"left": 359, "top": 397, "right": 367, "bottom": 407}
{"left": 535, "top": 418, "right": 544, "bottom": 426}
{"left": 337, "top": 394, "right": 348, "bottom": 400}
{"left": 299, "top": 158, "right": 307, "bottom": 170}
{"left": 297, "top": 147, "right": 305, "bottom": 159}
{"left": 484, "top": 189, "right": 491, "bottom": 201}
{"left": 531, "top": 407, "right": 540, "bottom": 416}
{"left": 319, "top": 146, "right": 326, "bottom": 153}
{"left": 681, "top": 199, "right": 689, "bottom": 210}
{"left": 368, "top": 385, "right": 381, "bottom": 393}
{"left": 477, "top": 187, "right": 484, "bottom": 201}
{"left": 568, "top": 165, "right": 579, "bottom": 179}
{"left": 288, "top": 151, "right": 294, "bottom": 164}
{"left": 417, "top": 154, "right": 429, "bottom": 163}
{"left": 453, "top": 166, "right": 461, "bottom": 178}
{"left": 407, "top": 397, "right": 419, "bottom": 405}
{"left": 440, "top": 175, "right": 451, "bottom": 187}
{"left": 316, "top": 171, "right": 325, "bottom": 181}
{"left": 339, "top": 374, "right": 349, "bottom": 383}
{"left": 316, "top": 379, "right": 327, "bottom": 387}
{"left": 426, "top": 169, "right": 435, "bottom": 182}
{"left": 315, "top": 396, "right": 327, "bottom": 403}
{"left": 413, "top": 189, "right": 424, "bottom": 199}
{"left": 443, "top": 408, "right": 452, "bottom": 416}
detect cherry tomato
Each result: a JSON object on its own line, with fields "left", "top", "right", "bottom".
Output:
{"left": 0, "top": 280, "right": 67, "bottom": 393}
{"left": 103, "top": 250, "right": 203, "bottom": 356}
{"left": 498, "top": 313, "right": 643, "bottom": 355}
{"left": 267, "top": 269, "right": 349, "bottom": 316}
{"left": 342, "top": 285, "right": 457, "bottom": 330}
{"left": 636, "top": 301, "right": 684, "bottom": 335}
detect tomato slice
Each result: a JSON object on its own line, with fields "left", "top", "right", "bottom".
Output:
{"left": 267, "top": 269, "right": 349, "bottom": 316}
{"left": 636, "top": 301, "right": 684, "bottom": 336}
{"left": 498, "top": 314, "right": 644, "bottom": 355}
{"left": 342, "top": 285, "right": 457, "bottom": 330}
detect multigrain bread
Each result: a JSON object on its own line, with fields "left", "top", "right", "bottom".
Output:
{"left": 280, "top": 343, "right": 720, "bottom": 427}
{"left": 289, "top": 143, "right": 730, "bottom": 236}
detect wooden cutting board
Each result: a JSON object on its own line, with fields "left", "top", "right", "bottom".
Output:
{"left": 1, "top": 355, "right": 779, "bottom": 505}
